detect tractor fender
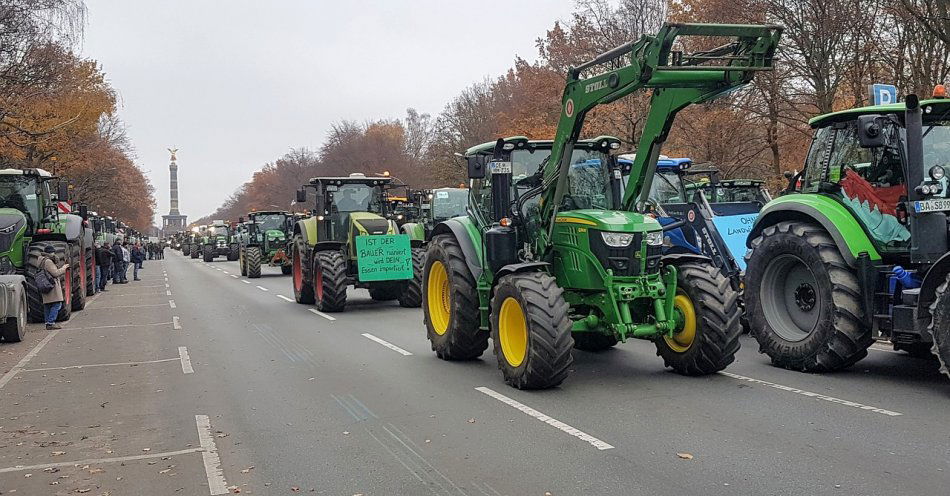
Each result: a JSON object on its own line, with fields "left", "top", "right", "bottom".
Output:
{"left": 917, "top": 251, "right": 950, "bottom": 318}
{"left": 293, "top": 217, "right": 319, "bottom": 246}
{"left": 61, "top": 214, "right": 85, "bottom": 242}
{"left": 748, "top": 194, "right": 881, "bottom": 266}
{"left": 661, "top": 253, "right": 712, "bottom": 266}
{"left": 0, "top": 275, "right": 25, "bottom": 321}
{"left": 495, "top": 261, "right": 550, "bottom": 280}
{"left": 431, "top": 218, "right": 482, "bottom": 281}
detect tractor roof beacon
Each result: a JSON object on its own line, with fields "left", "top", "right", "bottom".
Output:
{"left": 745, "top": 92, "right": 950, "bottom": 376}
{"left": 421, "top": 23, "right": 782, "bottom": 389}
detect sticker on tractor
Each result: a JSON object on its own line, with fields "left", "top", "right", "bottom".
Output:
{"left": 355, "top": 234, "right": 413, "bottom": 281}
{"left": 436, "top": 191, "right": 449, "bottom": 199}
{"left": 711, "top": 213, "right": 758, "bottom": 271}
{"left": 565, "top": 99, "right": 574, "bottom": 117}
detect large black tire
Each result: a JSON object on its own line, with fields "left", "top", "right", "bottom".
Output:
{"left": 491, "top": 272, "right": 574, "bottom": 389}
{"left": 573, "top": 332, "right": 618, "bottom": 352}
{"left": 85, "top": 247, "right": 95, "bottom": 297}
{"left": 655, "top": 263, "right": 742, "bottom": 375}
{"left": 745, "top": 221, "right": 871, "bottom": 372}
{"left": 0, "top": 288, "right": 27, "bottom": 342}
{"left": 314, "top": 250, "right": 347, "bottom": 312}
{"left": 190, "top": 244, "right": 199, "bottom": 259}
{"left": 369, "top": 285, "right": 400, "bottom": 301}
{"left": 202, "top": 245, "right": 214, "bottom": 262}
{"left": 423, "top": 234, "right": 487, "bottom": 360}
{"left": 227, "top": 244, "right": 239, "bottom": 261}
{"left": 246, "top": 246, "right": 262, "bottom": 278}
{"left": 397, "top": 247, "right": 424, "bottom": 308}
{"left": 928, "top": 273, "right": 950, "bottom": 378}
{"left": 281, "top": 264, "right": 292, "bottom": 275}
{"left": 69, "top": 243, "right": 85, "bottom": 312}
{"left": 25, "top": 241, "right": 71, "bottom": 323}
{"left": 291, "top": 236, "right": 314, "bottom": 304}
{"left": 239, "top": 249, "right": 247, "bottom": 276}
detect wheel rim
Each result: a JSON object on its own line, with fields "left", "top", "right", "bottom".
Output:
{"left": 761, "top": 254, "right": 820, "bottom": 342}
{"left": 426, "top": 261, "right": 450, "bottom": 335}
{"left": 292, "top": 248, "right": 302, "bottom": 291}
{"left": 665, "top": 292, "right": 697, "bottom": 353}
{"left": 498, "top": 297, "right": 528, "bottom": 367}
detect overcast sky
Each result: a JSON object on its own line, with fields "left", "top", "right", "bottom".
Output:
{"left": 80, "top": 1, "right": 578, "bottom": 224}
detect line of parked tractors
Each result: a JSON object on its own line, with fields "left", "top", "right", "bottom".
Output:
{"left": 173, "top": 22, "right": 950, "bottom": 391}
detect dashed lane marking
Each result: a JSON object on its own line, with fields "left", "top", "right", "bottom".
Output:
{"left": 361, "top": 333, "right": 412, "bottom": 356}
{"left": 195, "top": 415, "right": 229, "bottom": 495}
{"left": 173, "top": 316, "right": 182, "bottom": 330}
{"left": 717, "top": 371, "right": 903, "bottom": 416}
{"left": 276, "top": 294, "right": 294, "bottom": 302}
{"left": 230, "top": 274, "right": 238, "bottom": 278}
{"left": 166, "top": 290, "right": 172, "bottom": 296}
{"left": 241, "top": 280, "right": 251, "bottom": 284}
{"left": 308, "top": 308, "right": 336, "bottom": 321}
{"left": 475, "top": 386, "right": 615, "bottom": 450}
{"left": 222, "top": 270, "right": 229, "bottom": 274}
{"left": 21, "top": 357, "right": 179, "bottom": 373}
{"left": 256, "top": 285, "right": 269, "bottom": 291}
{"left": 169, "top": 300, "right": 176, "bottom": 308}
{"left": 179, "top": 346, "right": 194, "bottom": 374}
{"left": 0, "top": 447, "right": 203, "bottom": 474}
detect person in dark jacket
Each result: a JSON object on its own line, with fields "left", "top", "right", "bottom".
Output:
{"left": 96, "top": 242, "right": 115, "bottom": 291}
{"left": 41, "top": 245, "right": 68, "bottom": 329}
{"left": 112, "top": 240, "right": 126, "bottom": 284}
{"left": 131, "top": 243, "right": 144, "bottom": 281}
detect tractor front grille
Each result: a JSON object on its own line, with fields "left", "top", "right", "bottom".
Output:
{"left": 588, "top": 229, "right": 661, "bottom": 277}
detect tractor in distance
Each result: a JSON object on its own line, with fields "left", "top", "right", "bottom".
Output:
{"left": 200, "top": 220, "right": 239, "bottom": 262}
{"left": 290, "top": 173, "right": 424, "bottom": 311}
{"left": 420, "top": 23, "right": 781, "bottom": 389}
{"left": 745, "top": 87, "right": 950, "bottom": 377}
{"left": 238, "top": 210, "right": 294, "bottom": 278}
{"left": 400, "top": 187, "right": 469, "bottom": 244}
{"left": 0, "top": 168, "right": 94, "bottom": 324}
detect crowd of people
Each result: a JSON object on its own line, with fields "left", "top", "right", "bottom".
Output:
{"left": 92, "top": 240, "right": 165, "bottom": 292}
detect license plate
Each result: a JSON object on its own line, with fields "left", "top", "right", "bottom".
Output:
{"left": 913, "top": 199, "right": 950, "bottom": 213}
{"left": 490, "top": 161, "right": 512, "bottom": 174}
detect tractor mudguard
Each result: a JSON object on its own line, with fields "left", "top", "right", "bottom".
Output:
{"left": 0, "top": 275, "right": 25, "bottom": 321}
{"left": 748, "top": 194, "right": 881, "bottom": 266}
{"left": 401, "top": 222, "right": 426, "bottom": 245}
{"left": 314, "top": 241, "right": 345, "bottom": 252}
{"left": 432, "top": 218, "right": 482, "bottom": 281}
{"left": 495, "top": 261, "right": 550, "bottom": 280}
{"left": 661, "top": 252, "right": 712, "bottom": 266}
{"left": 61, "top": 214, "right": 85, "bottom": 242}
{"left": 917, "top": 251, "right": 950, "bottom": 317}
{"left": 294, "top": 217, "right": 319, "bottom": 246}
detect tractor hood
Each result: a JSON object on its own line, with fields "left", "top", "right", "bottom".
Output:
{"left": 554, "top": 209, "right": 661, "bottom": 233}
{"left": 0, "top": 209, "right": 26, "bottom": 253}
{"left": 349, "top": 212, "right": 395, "bottom": 235}
{"left": 264, "top": 229, "right": 286, "bottom": 240}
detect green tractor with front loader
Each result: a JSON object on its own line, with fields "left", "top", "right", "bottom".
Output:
{"left": 421, "top": 23, "right": 781, "bottom": 389}
{"left": 290, "top": 173, "right": 424, "bottom": 311}
{"left": 200, "top": 220, "right": 239, "bottom": 262}
{"left": 400, "top": 187, "right": 469, "bottom": 244}
{"left": 238, "top": 210, "right": 293, "bottom": 278}
{"left": 745, "top": 88, "right": 950, "bottom": 376}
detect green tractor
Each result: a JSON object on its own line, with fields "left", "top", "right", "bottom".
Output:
{"left": 745, "top": 89, "right": 950, "bottom": 376}
{"left": 200, "top": 221, "right": 239, "bottom": 262}
{"left": 400, "top": 187, "right": 469, "bottom": 244}
{"left": 238, "top": 210, "right": 294, "bottom": 278}
{"left": 421, "top": 23, "right": 781, "bottom": 389}
{"left": 0, "top": 168, "right": 93, "bottom": 323}
{"left": 187, "top": 228, "right": 202, "bottom": 258}
{"left": 290, "top": 173, "right": 424, "bottom": 311}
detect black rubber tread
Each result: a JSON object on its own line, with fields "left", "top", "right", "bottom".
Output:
{"left": 246, "top": 246, "right": 262, "bottom": 278}
{"left": 227, "top": 244, "right": 240, "bottom": 261}
{"left": 315, "top": 250, "right": 348, "bottom": 312}
{"left": 423, "top": 234, "right": 487, "bottom": 360}
{"left": 291, "top": 236, "right": 314, "bottom": 304}
{"left": 202, "top": 245, "right": 214, "bottom": 262}
{"left": 190, "top": 244, "right": 199, "bottom": 259}
{"left": 281, "top": 264, "right": 292, "bottom": 275}
{"left": 745, "top": 221, "right": 872, "bottom": 372}
{"left": 397, "top": 247, "right": 425, "bottom": 308}
{"left": 928, "top": 272, "right": 950, "bottom": 378}
{"left": 69, "top": 243, "right": 85, "bottom": 312}
{"left": 239, "top": 249, "right": 247, "bottom": 276}
{"left": 369, "top": 285, "right": 400, "bottom": 301}
{"left": 491, "top": 272, "right": 574, "bottom": 389}
{"left": 84, "top": 247, "right": 95, "bottom": 297}
{"left": 0, "top": 288, "right": 27, "bottom": 342}
{"left": 895, "top": 342, "right": 937, "bottom": 359}
{"left": 572, "top": 332, "right": 617, "bottom": 352}
{"left": 656, "top": 262, "right": 742, "bottom": 375}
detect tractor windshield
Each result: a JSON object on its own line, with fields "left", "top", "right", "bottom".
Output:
{"left": 431, "top": 189, "right": 468, "bottom": 221}
{"left": 0, "top": 175, "right": 43, "bottom": 229}
{"left": 332, "top": 183, "right": 379, "bottom": 213}
{"left": 212, "top": 226, "right": 228, "bottom": 236}
{"left": 256, "top": 214, "right": 286, "bottom": 231}
{"left": 923, "top": 121, "right": 950, "bottom": 189}
{"left": 649, "top": 171, "right": 687, "bottom": 204}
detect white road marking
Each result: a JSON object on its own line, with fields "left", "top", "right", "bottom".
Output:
{"left": 195, "top": 415, "right": 229, "bottom": 495}
{"left": 179, "top": 346, "right": 194, "bottom": 374}
{"left": 222, "top": 270, "right": 229, "bottom": 274}
{"left": 63, "top": 321, "right": 174, "bottom": 330}
{"left": 166, "top": 290, "right": 172, "bottom": 296}
{"left": 308, "top": 308, "right": 336, "bottom": 321}
{"left": 241, "top": 280, "right": 251, "bottom": 284}
{"left": 0, "top": 327, "right": 61, "bottom": 389}
{"left": 718, "top": 371, "right": 902, "bottom": 416}
{"left": 256, "top": 285, "right": 269, "bottom": 291}
{"left": 361, "top": 333, "right": 413, "bottom": 356}
{"left": 165, "top": 283, "right": 170, "bottom": 288}
{"left": 276, "top": 294, "right": 294, "bottom": 302}
{"left": 230, "top": 274, "right": 238, "bottom": 278}
{"left": 169, "top": 300, "right": 176, "bottom": 308}
{"left": 0, "top": 447, "right": 203, "bottom": 474}
{"left": 475, "top": 387, "right": 614, "bottom": 450}
{"left": 173, "top": 316, "right": 182, "bottom": 330}
{"left": 215, "top": 268, "right": 222, "bottom": 271}
{"left": 21, "top": 358, "right": 179, "bottom": 373}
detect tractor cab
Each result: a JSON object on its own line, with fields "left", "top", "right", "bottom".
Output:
{"left": 296, "top": 173, "right": 396, "bottom": 250}
{"left": 0, "top": 169, "right": 61, "bottom": 237}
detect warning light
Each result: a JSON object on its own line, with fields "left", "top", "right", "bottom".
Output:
{"left": 382, "top": 170, "right": 391, "bottom": 177}
{"left": 934, "top": 85, "right": 948, "bottom": 98}
{"left": 499, "top": 217, "right": 512, "bottom": 227}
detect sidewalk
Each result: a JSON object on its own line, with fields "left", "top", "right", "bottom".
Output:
{"left": 0, "top": 260, "right": 229, "bottom": 495}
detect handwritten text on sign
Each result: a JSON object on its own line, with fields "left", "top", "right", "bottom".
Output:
{"left": 355, "top": 234, "right": 413, "bottom": 281}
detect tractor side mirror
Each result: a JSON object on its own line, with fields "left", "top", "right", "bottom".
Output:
{"left": 238, "top": 217, "right": 244, "bottom": 224}
{"left": 57, "top": 182, "right": 69, "bottom": 202}
{"left": 857, "top": 114, "right": 885, "bottom": 148}
{"left": 296, "top": 188, "right": 307, "bottom": 203}
{"left": 467, "top": 156, "right": 485, "bottom": 179}
{"left": 78, "top": 204, "right": 88, "bottom": 220}
{"left": 783, "top": 171, "right": 794, "bottom": 179}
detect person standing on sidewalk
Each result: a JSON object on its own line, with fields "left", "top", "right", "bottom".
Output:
{"left": 131, "top": 242, "right": 144, "bottom": 281}
{"left": 41, "top": 245, "right": 68, "bottom": 330}
{"left": 111, "top": 240, "right": 125, "bottom": 284}
{"left": 120, "top": 241, "right": 131, "bottom": 283}
{"left": 96, "top": 242, "right": 114, "bottom": 291}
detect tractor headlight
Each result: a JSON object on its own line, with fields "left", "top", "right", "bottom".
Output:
{"left": 645, "top": 231, "right": 664, "bottom": 246}
{"left": 930, "top": 165, "right": 946, "bottom": 181}
{"left": 601, "top": 232, "right": 634, "bottom": 248}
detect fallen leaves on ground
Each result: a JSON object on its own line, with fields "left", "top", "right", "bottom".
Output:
{"left": 676, "top": 452, "right": 694, "bottom": 460}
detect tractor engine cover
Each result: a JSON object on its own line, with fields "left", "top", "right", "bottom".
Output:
{"left": 485, "top": 225, "right": 518, "bottom": 274}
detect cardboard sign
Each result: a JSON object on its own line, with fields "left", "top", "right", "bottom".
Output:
{"left": 355, "top": 234, "right": 413, "bottom": 281}
{"left": 711, "top": 214, "right": 758, "bottom": 271}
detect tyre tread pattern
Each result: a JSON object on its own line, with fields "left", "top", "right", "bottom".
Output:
{"left": 928, "top": 272, "right": 950, "bottom": 378}
{"left": 424, "top": 235, "right": 487, "bottom": 360}
{"left": 316, "top": 250, "right": 347, "bottom": 312}
{"left": 397, "top": 247, "right": 424, "bottom": 308}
